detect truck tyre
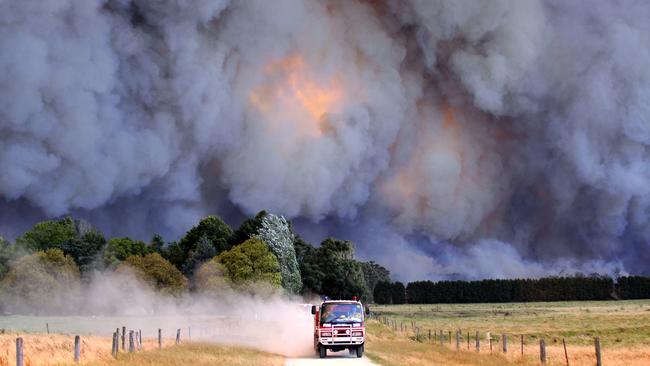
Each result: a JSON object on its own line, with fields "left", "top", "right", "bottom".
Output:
{"left": 356, "top": 345, "right": 364, "bottom": 358}
{"left": 319, "top": 345, "right": 326, "bottom": 358}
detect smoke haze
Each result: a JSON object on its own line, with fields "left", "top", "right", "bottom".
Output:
{"left": 2, "top": 0, "right": 650, "bottom": 281}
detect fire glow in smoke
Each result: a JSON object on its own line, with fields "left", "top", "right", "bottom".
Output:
{"left": 2, "top": 0, "right": 650, "bottom": 280}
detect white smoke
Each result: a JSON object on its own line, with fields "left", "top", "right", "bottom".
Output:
{"left": 2, "top": 0, "right": 650, "bottom": 278}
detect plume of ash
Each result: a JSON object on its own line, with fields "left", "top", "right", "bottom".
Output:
{"left": 2, "top": 0, "right": 650, "bottom": 278}
{"left": 0, "top": 270, "right": 315, "bottom": 357}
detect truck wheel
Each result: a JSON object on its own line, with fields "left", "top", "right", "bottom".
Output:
{"left": 356, "top": 345, "right": 364, "bottom": 358}
{"left": 319, "top": 345, "right": 326, "bottom": 358}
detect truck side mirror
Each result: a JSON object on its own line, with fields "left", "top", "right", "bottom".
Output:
{"left": 311, "top": 305, "right": 317, "bottom": 315}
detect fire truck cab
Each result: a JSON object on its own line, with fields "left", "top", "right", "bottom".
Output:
{"left": 311, "top": 297, "right": 368, "bottom": 358}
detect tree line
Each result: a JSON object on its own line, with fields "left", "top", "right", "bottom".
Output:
{"left": 373, "top": 276, "right": 650, "bottom": 304}
{"left": 0, "top": 212, "right": 390, "bottom": 314}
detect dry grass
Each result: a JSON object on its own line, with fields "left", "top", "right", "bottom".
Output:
{"left": 368, "top": 300, "right": 650, "bottom": 366}
{"left": 0, "top": 333, "right": 115, "bottom": 365}
{"left": 0, "top": 333, "right": 278, "bottom": 366}
{"left": 83, "top": 342, "right": 284, "bottom": 366}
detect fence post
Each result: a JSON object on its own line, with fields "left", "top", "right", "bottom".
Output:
{"left": 112, "top": 332, "right": 118, "bottom": 357}
{"left": 503, "top": 334, "right": 508, "bottom": 353}
{"left": 129, "top": 331, "right": 135, "bottom": 353}
{"left": 521, "top": 334, "right": 524, "bottom": 356}
{"left": 595, "top": 337, "right": 602, "bottom": 366}
{"left": 440, "top": 330, "right": 443, "bottom": 346}
{"left": 476, "top": 331, "right": 480, "bottom": 351}
{"left": 121, "top": 326, "right": 126, "bottom": 351}
{"left": 540, "top": 339, "right": 546, "bottom": 364}
{"left": 563, "top": 338, "right": 569, "bottom": 366}
{"left": 429, "top": 329, "right": 431, "bottom": 341}
{"left": 456, "top": 330, "right": 460, "bottom": 350}
{"left": 46, "top": 323, "right": 50, "bottom": 334}
{"left": 176, "top": 329, "right": 181, "bottom": 345}
{"left": 467, "top": 332, "right": 470, "bottom": 350}
{"left": 16, "top": 337, "right": 24, "bottom": 366}
{"left": 158, "top": 329, "right": 162, "bottom": 349}
{"left": 74, "top": 335, "right": 80, "bottom": 363}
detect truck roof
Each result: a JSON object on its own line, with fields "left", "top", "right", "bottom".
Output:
{"left": 321, "top": 300, "right": 361, "bottom": 304}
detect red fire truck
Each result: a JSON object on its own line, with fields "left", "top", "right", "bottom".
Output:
{"left": 311, "top": 297, "right": 368, "bottom": 358}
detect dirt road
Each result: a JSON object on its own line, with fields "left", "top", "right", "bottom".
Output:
{"left": 285, "top": 350, "right": 377, "bottom": 366}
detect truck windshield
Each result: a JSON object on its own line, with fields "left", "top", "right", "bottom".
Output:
{"left": 320, "top": 303, "right": 364, "bottom": 324}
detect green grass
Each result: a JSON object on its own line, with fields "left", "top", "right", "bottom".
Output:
{"left": 370, "top": 300, "right": 650, "bottom": 348}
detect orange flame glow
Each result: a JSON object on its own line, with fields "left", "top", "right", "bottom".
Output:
{"left": 249, "top": 55, "right": 343, "bottom": 137}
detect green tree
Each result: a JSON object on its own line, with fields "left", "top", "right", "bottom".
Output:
{"left": 231, "top": 210, "right": 267, "bottom": 246}
{"left": 0, "top": 249, "right": 80, "bottom": 314}
{"left": 103, "top": 237, "right": 151, "bottom": 267}
{"left": 317, "top": 238, "right": 369, "bottom": 301}
{"left": 217, "top": 238, "right": 281, "bottom": 289}
{"left": 182, "top": 235, "right": 217, "bottom": 275}
{"left": 391, "top": 281, "right": 406, "bottom": 304}
{"left": 150, "top": 234, "right": 165, "bottom": 254}
{"left": 373, "top": 281, "right": 393, "bottom": 304}
{"left": 254, "top": 213, "right": 302, "bottom": 294}
{"left": 118, "top": 253, "right": 187, "bottom": 295}
{"left": 16, "top": 217, "right": 106, "bottom": 273}
{"left": 177, "top": 216, "right": 234, "bottom": 271}
{"left": 361, "top": 261, "right": 391, "bottom": 303}
{"left": 294, "top": 237, "right": 323, "bottom": 295}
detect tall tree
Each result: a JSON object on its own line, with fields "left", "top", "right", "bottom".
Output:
{"left": 118, "top": 253, "right": 188, "bottom": 295}
{"left": 177, "top": 216, "right": 234, "bottom": 270}
{"left": 254, "top": 213, "right": 302, "bottom": 294}
{"left": 182, "top": 235, "right": 217, "bottom": 275}
{"left": 103, "top": 237, "right": 151, "bottom": 267}
{"left": 361, "top": 261, "right": 391, "bottom": 303}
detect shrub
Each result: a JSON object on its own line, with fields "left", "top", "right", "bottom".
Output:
{"left": 118, "top": 253, "right": 188, "bottom": 295}
{"left": 0, "top": 249, "right": 80, "bottom": 314}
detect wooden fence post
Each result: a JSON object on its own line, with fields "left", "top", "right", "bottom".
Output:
{"left": 74, "top": 335, "right": 80, "bottom": 363}
{"left": 138, "top": 330, "right": 142, "bottom": 351}
{"left": 595, "top": 337, "right": 602, "bottom": 366}
{"left": 158, "top": 329, "right": 162, "bottom": 349}
{"left": 16, "top": 337, "right": 24, "bottom": 366}
{"left": 503, "top": 334, "right": 508, "bottom": 353}
{"left": 429, "top": 329, "right": 431, "bottom": 341}
{"left": 121, "top": 326, "right": 126, "bottom": 351}
{"left": 540, "top": 339, "right": 546, "bottom": 364}
{"left": 112, "top": 332, "right": 118, "bottom": 357}
{"left": 563, "top": 338, "right": 569, "bottom": 366}
{"left": 456, "top": 330, "right": 460, "bottom": 350}
{"left": 46, "top": 323, "right": 50, "bottom": 334}
{"left": 467, "top": 332, "right": 470, "bottom": 350}
{"left": 476, "top": 331, "right": 480, "bottom": 351}
{"left": 129, "top": 331, "right": 135, "bottom": 353}
{"left": 176, "top": 329, "right": 181, "bottom": 345}
{"left": 521, "top": 334, "right": 524, "bottom": 356}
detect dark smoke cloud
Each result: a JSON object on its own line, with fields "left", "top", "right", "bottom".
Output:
{"left": 1, "top": 0, "right": 649, "bottom": 281}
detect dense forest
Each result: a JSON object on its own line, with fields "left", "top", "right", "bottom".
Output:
{"left": 0, "top": 212, "right": 390, "bottom": 314}
{"left": 373, "top": 276, "right": 650, "bottom": 304}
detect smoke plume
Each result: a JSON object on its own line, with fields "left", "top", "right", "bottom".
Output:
{"left": 2, "top": 0, "right": 650, "bottom": 280}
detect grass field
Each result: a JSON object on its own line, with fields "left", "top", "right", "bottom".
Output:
{"left": 367, "top": 300, "right": 650, "bottom": 365}
{"left": 0, "top": 334, "right": 282, "bottom": 366}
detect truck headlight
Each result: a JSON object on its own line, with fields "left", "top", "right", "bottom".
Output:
{"left": 321, "top": 332, "right": 332, "bottom": 337}
{"left": 352, "top": 331, "right": 363, "bottom": 337}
